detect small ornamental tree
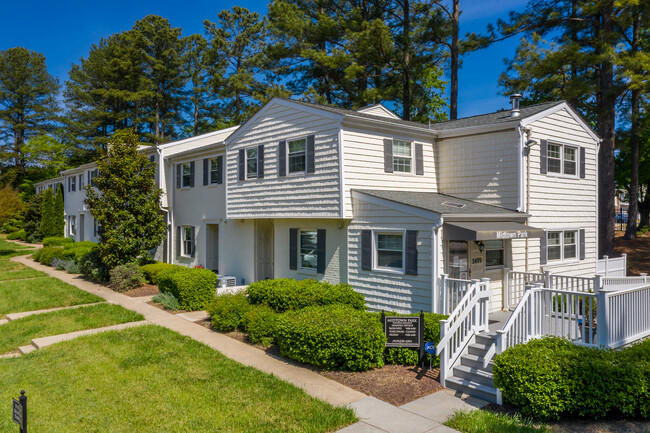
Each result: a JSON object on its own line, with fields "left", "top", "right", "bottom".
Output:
{"left": 54, "top": 184, "right": 64, "bottom": 236}
{"left": 40, "top": 187, "right": 56, "bottom": 238}
{"left": 85, "top": 130, "right": 165, "bottom": 269}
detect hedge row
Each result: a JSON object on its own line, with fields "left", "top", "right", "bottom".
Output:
{"left": 158, "top": 267, "right": 217, "bottom": 311}
{"left": 494, "top": 336, "right": 650, "bottom": 420}
{"left": 140, "top": 262, "right": 184, "bottom": 285}
{"left": 33, "top": 241, "right": 96, "bottom": 267}
{"left": 7, "top": 230, "right": 26, "bottom": 241}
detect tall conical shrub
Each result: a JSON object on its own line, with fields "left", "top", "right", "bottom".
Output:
{"left": 40, "top": 188, "right": 56, "bottom": 238}
{"left": 54, "top": 184, "right": 65, "bottom": 236}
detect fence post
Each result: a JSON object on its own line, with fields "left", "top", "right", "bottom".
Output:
{"left": 503, "top": 267, "right": 510, "bottom": 310}
{"left": 438, "top": 319, "right": 449, "bottom": 387}
{"left": 596, "top": 289, "right": 609, "bottom": 347}
{"left": 480, "top": 278, "right": 490, "bottom": 332}
{"left": 594, "top": 274, "right": 602, "bottom": 294}
{"left": 622, "top": 253, "right": 627, "bottom": 277}
{"left": 603, "top": 255, "right": 609, "bottom": 276}
{"left": 495, "top": 331, "right": 505, "bottom": 405}
{"left": 440, "top": 274, "right": 448, "bottom": 314}
{"left": 544, "top": 270, "right": 551, "bottom": 288}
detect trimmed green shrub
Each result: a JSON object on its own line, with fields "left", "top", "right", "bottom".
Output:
{"left": 79, "top": 248, "right": 110, "bottom": 283}
{"left": 247, "top": 278, "right": 365, "bottom": 313}
{"left": 207, "top": 292, "right": 252, "bottom": 332}
{"left": 380, "top": 312, "right": 448, "bottom": 366}
{"left": 276, "top": 305, "right": 386, "bottom": 371}
{"left": 153, "top": 292, "right": 180, "bottom": 310}
{"left": 42, "top": 236, "right": 74, "bottom": 247}
{"left": 40, "top": 188, "right": 57, "bottom": 238}
{"left": 7, "top": 229, "right": 26, "bottom": 241}
{"left": 109, "top": 263, "right": 145, "bottom": 292}
{"left": 242, "top": 304, "right": 279, "bottom": 346}
{"left": 140, "top": 262, "right": 183, "bottom": 285}
{"left": 33, "top": 246, "right": 64, "bottom": 265}
{"left": 158, "top": 267, "right": 217, "bottom": 311}
{"left": 494, "top": 337, "right": 650, "bottom": 420}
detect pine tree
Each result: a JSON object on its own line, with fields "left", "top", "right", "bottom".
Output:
{"left": 85, "top": 129, "right": 166, "bottom": 268}
{"left": 40, "top": 188, "right": 56, "bottom": 239}
{"left": 54, "top": 185, "right": 65, "bottom": 237}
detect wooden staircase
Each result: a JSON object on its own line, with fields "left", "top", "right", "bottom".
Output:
{"left": 444, "top": 332, "right": 498, "bottom": 403}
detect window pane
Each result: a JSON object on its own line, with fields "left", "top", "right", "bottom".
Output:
{"left": 289, "top": 139, "right": 306, "bottom": 153}
{"left": 393, "top": 156, "right": 411, "bottom": 173}
{"left": 289, "top": 153, "right": 306, "bottom": 173}
{"left": 378, "top": 234, "right": 402, "bottom": 250}
{"left": 300, "top": 230, "right": 317, "bottom": 269}
{"left": 563, "top": 231, "right": 576, "bottom": 245}
{"left": 393, "top": 140, "right": 411, "bottom": 156}
{"left": 564, "top": 147, "right": 576, "bottom": 162}
{"left": 378, "top": 250, "right": 403, "bottom": 268}
{"left": 377, "top": 233, "right": 403, "bottom": 269}
{"left": 247, "top": 149, "right": 258, "bottom": 179}
{"left": 548, "top": 232, "right": 561, "bottom": 246}
{"left": 548, "top": 245, "right": 562, "bottom": 261}
{"left": 210, "top": 159, "right": 219, "bottom": 184}
{"left": 486, "top": 249, "right": 504, "bottom": 267}
{"left": 564, "top": 231, "right": 577, "bottom": 259}
{"left": 485, "top": 240, "right": 503, "bottom": 249}
{"left": 564, "top": 245, "right": 576, "bottom": 259}
{"left": 548, "top": 144, "right": 561, "bottom": 159}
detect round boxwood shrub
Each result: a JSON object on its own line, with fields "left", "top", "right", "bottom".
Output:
{"left": 247, "top": 278, "right": 365, "bottom": 312}
{"left": 140, "top": 262, "right": 183, "bottom": 285}
{"left": 207, "top": 292, "right": 251, "bottom": 332}
{"left": 275, "top": 305, "right": 386, "bottom": 371}
{"left": 242, "top": 304, "right": 279, "bottom": 346}
{"left": 42, "top": 236, "right": 74, "bottom": 247}
{"left": 109, "top": 263, "right": 145, "bottom": 292}
{"left": 33, "top": 246, "right": 65, "bottom": 265}
{"left": 158, "top": 267, "right": 217, "bottom": 311}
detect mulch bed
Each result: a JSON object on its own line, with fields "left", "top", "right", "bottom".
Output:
{"left": 121, "top": 284, "right": 160, "bottom": 297}
{"left": 614, "top": 231, "right": 650, "bottom": 276}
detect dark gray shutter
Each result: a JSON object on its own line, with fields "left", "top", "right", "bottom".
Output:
{"left": 405, "top": 230, "right": 418, "bottom": 275}
{"left": 580, "top": 147, "right": 586, "bottom": 178}
{"left": 383, "top": 138, "right": 393, "bottom": 173}
{"left": 176, "top": 164, "right": 181, "bottom": 188}
{"left": 540, "top": 231, "right": 547, "bottom": 265}
{"left": 189, "top": 161, "right": 195, "bottom": 187}
{"left": 203, "top": 158, "right": 209, "bottom": 185}
{"left": 176, "top": 226, "right": 181, "bottom": 256}
{"left": 306, "top": 135, "right": 315, "bottom": 173}
{"left": 191, "top": 226, "right": 196, "bottom": 258}
{"left": 579, "top": 229, "right": 585, "bottom": 260}
{"left": 87, "top": 171, "right": 90, "bottom": 185}
{"left": 415, "top": 142, "right": 424, "bottom": 175}
{"left": 216, "top": 156, "right": 223, "bottom": 184}
{"left": 289, "top": 228, "right": 298, "bottom": 270}
{"left": 317, "top": 229, "right": 326, "bottom": 274}
{"left": 258, "top": 144, "right": 264, "bottom": 179}
{"left": 278, "top": 141, "right": 287, "bottom": 177}
{"left": 238, "top": 149, "right": 245, "bottom": 181}
{"left": 540, "top": 139, "right": 548, "bottom": 174}
{"left": 361, "top": 230, "right": 372, "bottom": 271}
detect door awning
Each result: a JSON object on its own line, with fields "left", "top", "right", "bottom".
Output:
{"left": 444, "top": 221, "right": 544, "bottom": 241}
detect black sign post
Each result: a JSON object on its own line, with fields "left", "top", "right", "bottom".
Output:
{"left": 12, "top": 391, "right": 26, "bottom": 433}
{"left": 381, "top": 311, "right": 426, "bottom": 368}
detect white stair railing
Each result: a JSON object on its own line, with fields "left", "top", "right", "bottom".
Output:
{"left": 436, "top": 278, "right": 491, "bottom": 387}
{"left": 439, "top": 274, "right": 473, "bottom": 314}
{"left": 505, "top": 271, "right": 546, "bottom": 309}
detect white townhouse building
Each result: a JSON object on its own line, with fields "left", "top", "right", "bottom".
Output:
{"left": 41, "top": 96, "right": 600, "bottom": 316}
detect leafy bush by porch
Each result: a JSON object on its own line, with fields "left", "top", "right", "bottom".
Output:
{"left": 158, "top": 267, "right": 217, "bottom": 311}
{"left": 247, "top": 278, "right": 365, "bottom": 313}
{"left": 493, "top": 336, "right": 650, "bottom": 420}
{"left": 275, "top": 305, "right": 386, "bottom": 371}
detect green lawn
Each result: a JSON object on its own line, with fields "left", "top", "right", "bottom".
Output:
{"left": 0, "top": 277, "right": 102, "bottom": 317}
{"left": 0, "top": 325, "right": 357, "bottom": 432}
{"left": 0, "top": 267, "right": 47, "bottom": 281}
{"left": 446, "top": 410, "right": 548, "bottom": 433}
{"left": 0, "top": 303, "right": 143, "bottom": 354}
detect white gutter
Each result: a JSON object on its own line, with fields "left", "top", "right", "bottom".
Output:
{"left": 338, "top": 126, "right": 346, "bottom": 219}
{"left": 431, "top": 218, "right": 444, "bottom": 314}
{"left": 156, "top": 145, "right": 171, "bottom": 264}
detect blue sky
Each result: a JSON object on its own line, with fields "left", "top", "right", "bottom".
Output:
{"left": 1, "top": 0, "right": 529, "bottom": 119}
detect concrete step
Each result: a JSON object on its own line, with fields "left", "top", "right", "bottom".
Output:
{"left": 19, "top": 345, "right": 36, "bottom": 354}
{"left": 460, "top": 353, "right": 494, "bottom": 373}
{"left": 445, "top": 376, "right": 497, "bottom": 403}
{"left": 31, "top": 321, "right": 148, "bottom": 349}
{"left": 0, "top": 319, "right": 8, "bottom": 326}
{"left": 452, "top": 364, "right": 494, "bottom": 388}
{"left": 468, "top": 343, "right": 492, "bottom": 357}
{"left": 475, "top": 333, "right": 497, "bottom": 346}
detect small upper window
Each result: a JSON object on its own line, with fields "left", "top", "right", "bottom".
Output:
{"left": 288, "top": 138, "right": 306, "bottom": 174}
{"left": 376, "top": 232, "right": 404, "bottom": 270}
{"left": 210, "top": 158, "right": 220, "bottom": 184}
{"left": 246, "top": 148, "right": 258, "bottom": 179}
{"left": 181, "top": 163, "right": 192, "bottom": 187}
{"left": 548, "top": 143, "right": 577, "bottom": 176}
{"left": 393, "top": 140, "right": 412, "bottom": 173}
{"left": 182, "top": 226, "right": 193, "bottom": 256}
{"left": 485, "top": 240, "right": 504, "bottom": 268}
{"left": 70, "top": 176, "right": 76, "bottom": 192}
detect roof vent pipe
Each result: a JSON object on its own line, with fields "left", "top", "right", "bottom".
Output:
{"left": 510, "top": 93, "right": 522, "bottom": 117}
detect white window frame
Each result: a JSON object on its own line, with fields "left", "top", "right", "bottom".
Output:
{"left": 78, "top": 174, "right": 85, "bottom": 189}
{"left": 547, "top": 142, "right": 578, "bottom": 178}
{"left": 392, "top": 140, "right": 413, "bottom": 174}
{"left": 246, "top": 147, "right": 258, "bottom": 179}
{"left": 484, "top": 240, "right": 505, "bottom": 270}
{"left": 89, "top": 169, "right": 98, "bottom": 187}
{"left": 209, "top": 158, "right": 220, "bottom": 185}
{"left": 547, "top": 229, "right": 579, "bottom": 263}
{"left": 298, "top": 229, "right": 317, "bottom": 271}
{"left": 70, "top": 176, "right": 76, "bottom": 192}
{"left": 181, "top": 162, "right": 192, "bottom": 188}
{"left": 373, "top": 230, "right": 405, "bottom": 274}
{"left": 286, "top": 137, "right": 307, "bottom": 175}
{"left": 182, "top": 226, "right": 193, "bottom": 257}
{"left": 69, "top": 215, "right": 77, "bottom": 236}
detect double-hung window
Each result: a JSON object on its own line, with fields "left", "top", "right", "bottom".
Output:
{"left": 89, "top": 169, "right": 98, "bottom": 187}
{"left": 376, "top": 232, "right": 404, "bottom": 271}
{"left": 181, "top": 163, "right": 192, "bottom": 187}
{"left": 79, "top": 174, "right": 84, "bottom": 189}
{"left": 288, "top": 138, "right": 306, "bottom": 174}
{"left": 547, "top": 230, "right": 577, "bottom": 262}
{"left": 547, "top": 143, "right": 577, "bottom": 176}
{"left": 246, "top": 148, "right": 258, "bottom": 179}
{"left": 393, "top": 140, "right": 412, "bottom": 173}
{"left": 209, "top": 158, "right": 220, "bottom": 184}
{"left": 299, "top": 230, "right": 317, "bottom": 270}
{"left": 69, "top": 176, "right": 76, "bottom": 192}
{"left": 182, "top": 226, "right": 193, "bottom": 257}
{"left": 69, "top": 216, "right": 77, "bottom": 236}
{"left": 485, "top": 240, "right": 505, "bottom": 268}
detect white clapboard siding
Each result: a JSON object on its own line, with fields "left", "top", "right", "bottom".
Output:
{"left": 342, "top": 127, "right": 437, "bottom": 216}
{"left": 227, "top": 103, "right": 342, "bottom": 218}
{"left": 355, "top": 105, "right": 401, "bottom": 119}
{"left": 437, "top": 129, "right": 520, "bottom": 209}
{"left": 348, "top": 199, "right": 438, "bottom": 314}
{"left": 516, "top": 107, "right": 598, "bottom": 276}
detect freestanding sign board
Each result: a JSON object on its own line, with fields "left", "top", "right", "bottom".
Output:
{"left": 12, "top": 390, "right": 26, "bottom": 433}
{"left": 12, "top": 399, "right": 22, "bottom": 426}
{"left": 381, "top": 312, "right": 426, "bottom": 367}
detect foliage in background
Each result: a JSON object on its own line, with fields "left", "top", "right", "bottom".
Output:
{"left": 23, "top": 135, "right": 71, "bottom": 178}
{"left": 0, "top": 185, "right": 23, "bottom": 227}
{"left": 54, "top": 185, "right": 64, "bottom": 236}
{"left": 40, "top": 188, "right": 57, "bottom": 238}
{"left": 21, "top": 191, "right": 43, "bottom": 243}
{"left": 84, "top": 129, "right": 165, "bottom": 269}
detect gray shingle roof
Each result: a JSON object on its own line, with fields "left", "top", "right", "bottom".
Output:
{"left": 354, "top": 189, "right": 526, "bottom": 217}
{"left": 431, "top": 101, "right": 564, "bottom": 130}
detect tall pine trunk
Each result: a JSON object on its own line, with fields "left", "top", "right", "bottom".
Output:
{"left": 402, "top": 0, "right": 411, "bottom": 120}
{"left": 624, "top": 8, "right": 640, "bottom": 240}
{"left": 450, "top": 0, "right": 459, "bottom": 120}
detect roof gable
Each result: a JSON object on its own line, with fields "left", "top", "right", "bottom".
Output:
{"left": 355, "top": 104, "right": 401, "bottom": 119}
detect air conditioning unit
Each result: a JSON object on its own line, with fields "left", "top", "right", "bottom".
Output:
{"left": 217, "top": 276, "right": 237, "bottom": 288}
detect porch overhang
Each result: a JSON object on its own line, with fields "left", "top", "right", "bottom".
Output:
{"left": 443, "top": 221, "right": 544, "bottom": 241}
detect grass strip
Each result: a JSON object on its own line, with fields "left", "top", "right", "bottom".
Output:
{"left": 0, "top": 325, "right": 357, "bottom": 432}
{"left": 0, "top": 277, "right": 102, "bottom": 317}
{"left": 0, "top": 268, "right": 48, "bottom": 281}
{"left": 0, "top": 260, "right": 25, "bottom": 272}
{"left": 0, "top": 303, "right": 143, "bottom": 354}
{"left": 445, "top": 409, "right": 548, "bottom": 433}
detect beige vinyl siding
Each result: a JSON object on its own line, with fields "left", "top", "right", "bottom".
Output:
{"left": 227, "top": 103, "right": 342, "bottom": 218}
{"left": 348, "top": 199, "right": 437, "bottom": 314}
{"left": 355, "top": 105, "right": 400, "bottom": 119}
{"left": 341, "top": 127, "right": 437, "bottom": 216}
{"left": 515, "top": 108, "right": 598, "bottom": 277}
{"left": 437, "top": 130, "right": 519, "bottom": 209}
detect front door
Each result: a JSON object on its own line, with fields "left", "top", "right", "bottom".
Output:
{"left": 255, "top": 220, "right": 274, "bottom": 281}
{"left": 448, "top": 241, "right": 468, "bottom": 279}
{"left": 206, "top": 224, "right": 219, "bottom": 272}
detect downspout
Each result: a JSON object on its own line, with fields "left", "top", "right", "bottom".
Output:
{"left": 522, "top": 126, "right": 533, "bottom": 273}
{"left": 156, "top": 145, "right": 171, "bottom": 264}
{"left": 431, "top": 217, "right": 444, "bottom": 313}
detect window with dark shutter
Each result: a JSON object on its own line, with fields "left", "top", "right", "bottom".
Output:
{"left": 540, "top": 139, "right": 548, "bottom": 174}
{"left": 217, "top": 156, "right": 223, "bottom": 184}
{"left": 383, "top": 139, "right": 393, "bottom": 173}
{"left": 317, "top": 229, "right": 326, "bottom": 273}
{"left": 580, "top": 228, "right": 585, "bottom": 260}
{"left": 203, "top": 159, "right": 209, "bottom": 185}
{"left": 258, "top": 144, "right": 264, "bottom": 179}
{"left": 278, "top": 141, "right": 287, "bottom": 177}
{"left": 306, "top": 135, "right": 315, "bottom": 173}
{"left": 176, "top": 164, "right": 181, "bottom": 188}
{"left": 540, "top": 232, "right": 547, "bottom": 265}
{"left": 289, "top": 228, "right": 298, "bottom": 270}
{"left": 238, "top": 149, "right": 245, "bottom": 181}
{"left": 415, "top": 142, "right": 424, "bottom": 175}
{"left": 361, "top": 230, "right": 372, "bottom": 271}
{"left": 191, "top": 226, "right": 196, "bottom": 258}
{"left": 405, "top": 230, "right": 418, "bottom": 275}
{"left": 580, "top": 147, "right": 586, "bottom": 178}
{"left": 176, "top": 226, "right": 181, "bottom": 256}
{"left": 189, "top": 161, "right": 195, "bottom": 187}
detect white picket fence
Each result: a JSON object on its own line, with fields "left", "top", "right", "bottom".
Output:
{"left": 439, "top": 275, "right": 473, "bottom": 314}
{"left": 505, "top": 271, "right": 597, "bottom": 309}
{"left": 603, "top": 275, "right": 649, "bottom": 289}
{"left": 597, "top": 254, "right": 627, "bottom": 277}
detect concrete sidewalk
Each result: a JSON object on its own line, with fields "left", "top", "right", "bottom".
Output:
{"left": 12, "top": 254, "right": 485, "bottom": 432}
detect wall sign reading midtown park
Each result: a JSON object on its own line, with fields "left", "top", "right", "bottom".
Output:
{"left": 495, "top": 230, "right": 531, "bottom": 239}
